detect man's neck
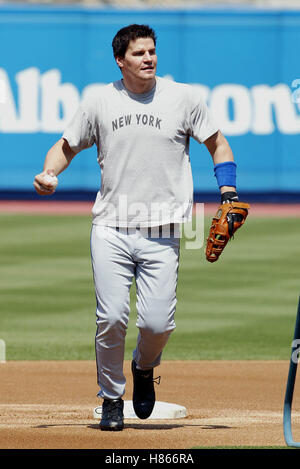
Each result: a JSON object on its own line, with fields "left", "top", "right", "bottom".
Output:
{"left": 122, "top": 77, "right": 156, "bottom": 94}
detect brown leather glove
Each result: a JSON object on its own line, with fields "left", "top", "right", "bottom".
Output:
{"left": 206, "top": 194, "right": 250, "bottom": 263}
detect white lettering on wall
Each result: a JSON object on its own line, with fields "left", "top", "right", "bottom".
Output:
{"left": 210, "top": 84, "right": 252, "bottom": 136}
{"left": 16, "top": 68, "right": 40, "bottom": 132}
{"left": 40, "top": 70, "right": 80, "bottom": 133}
{"left": 0, "top": 67, "right": 299, "bottom": 136}
{"left": 0, "top": 77, "right": 6, "bottom": 104}
{"left": 251, "top": 84, "right": 300, "bottom": 134}
{"left": 0, "top": 67, "right": 39, "bottom": 132}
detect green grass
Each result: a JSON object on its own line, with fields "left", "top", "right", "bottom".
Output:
{"left": 0, "top": 213, "right": 299, "bottom": 360}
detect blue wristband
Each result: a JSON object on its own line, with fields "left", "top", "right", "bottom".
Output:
{"left": 214, "top": 161, "right": 237, "bottom": 188}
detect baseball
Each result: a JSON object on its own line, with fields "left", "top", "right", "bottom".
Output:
{"left": 43, "top": 174, "right": 58, "bottom": 189}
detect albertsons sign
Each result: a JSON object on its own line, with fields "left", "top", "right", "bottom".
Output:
{"left": 0, "top": 67, "right": 300, "bottom": 135}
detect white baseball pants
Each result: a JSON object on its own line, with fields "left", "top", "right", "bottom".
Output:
{"left": 90, "top": 225, "right": 180, "bottom": 400}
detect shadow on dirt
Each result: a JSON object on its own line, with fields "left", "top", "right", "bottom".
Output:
{"left": 34, "top": 423, "right": 233, "bottom": 430}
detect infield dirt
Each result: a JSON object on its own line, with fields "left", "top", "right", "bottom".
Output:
{"left": 0, "top": 360, "right": 299, "bottom": 449}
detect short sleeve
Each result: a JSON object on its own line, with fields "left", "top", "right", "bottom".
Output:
{"left": 188, "top": 90, "right": 219, "bottom": 144}
{"left": 62, "top": 99, "right": 96, "bottom": 153}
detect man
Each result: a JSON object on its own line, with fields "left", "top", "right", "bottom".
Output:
{"left": 34, "top": 24, "right": 238, "bottom": 431}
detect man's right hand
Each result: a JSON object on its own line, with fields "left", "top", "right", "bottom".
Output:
{"left": 33, "top": 169, "right": 57, "bottom": 196}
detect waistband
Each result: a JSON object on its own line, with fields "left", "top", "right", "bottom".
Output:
{"left": 115, "top": 223, "right": 177, "bottom": 238}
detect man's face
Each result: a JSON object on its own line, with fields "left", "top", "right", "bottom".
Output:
{"left": 116, "top": 37, "right": 157, "bottom": 85}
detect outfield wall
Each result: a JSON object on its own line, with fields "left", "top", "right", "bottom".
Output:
{"left": 0, "top": 6, "right": 300, "bottom": 200}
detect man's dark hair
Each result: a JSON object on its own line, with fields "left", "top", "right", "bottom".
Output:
{"left": 112, "top": 24, "right": 157, "bottom": 58}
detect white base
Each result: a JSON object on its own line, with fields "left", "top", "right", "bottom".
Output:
{"left": 93, "top": 400, "right": 187, "bottom": 420}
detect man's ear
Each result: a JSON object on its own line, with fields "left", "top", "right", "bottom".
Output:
{"left": 115, "top": 56, "right": 124, "bottom": 69}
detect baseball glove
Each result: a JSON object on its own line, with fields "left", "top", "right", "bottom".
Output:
{"left": 206, "top": 199, "right": 250, "bottom": 263}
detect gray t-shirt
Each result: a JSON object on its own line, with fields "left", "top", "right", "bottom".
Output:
{"left": 62, "top": 76, "right": 218, "bottom": 227}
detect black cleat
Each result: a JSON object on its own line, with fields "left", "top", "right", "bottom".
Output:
{"left": 131, "top": 360, "right": 160, "bottom": 420}
{"left": 100, "top": 398, "right": 124, "bottom": 431}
